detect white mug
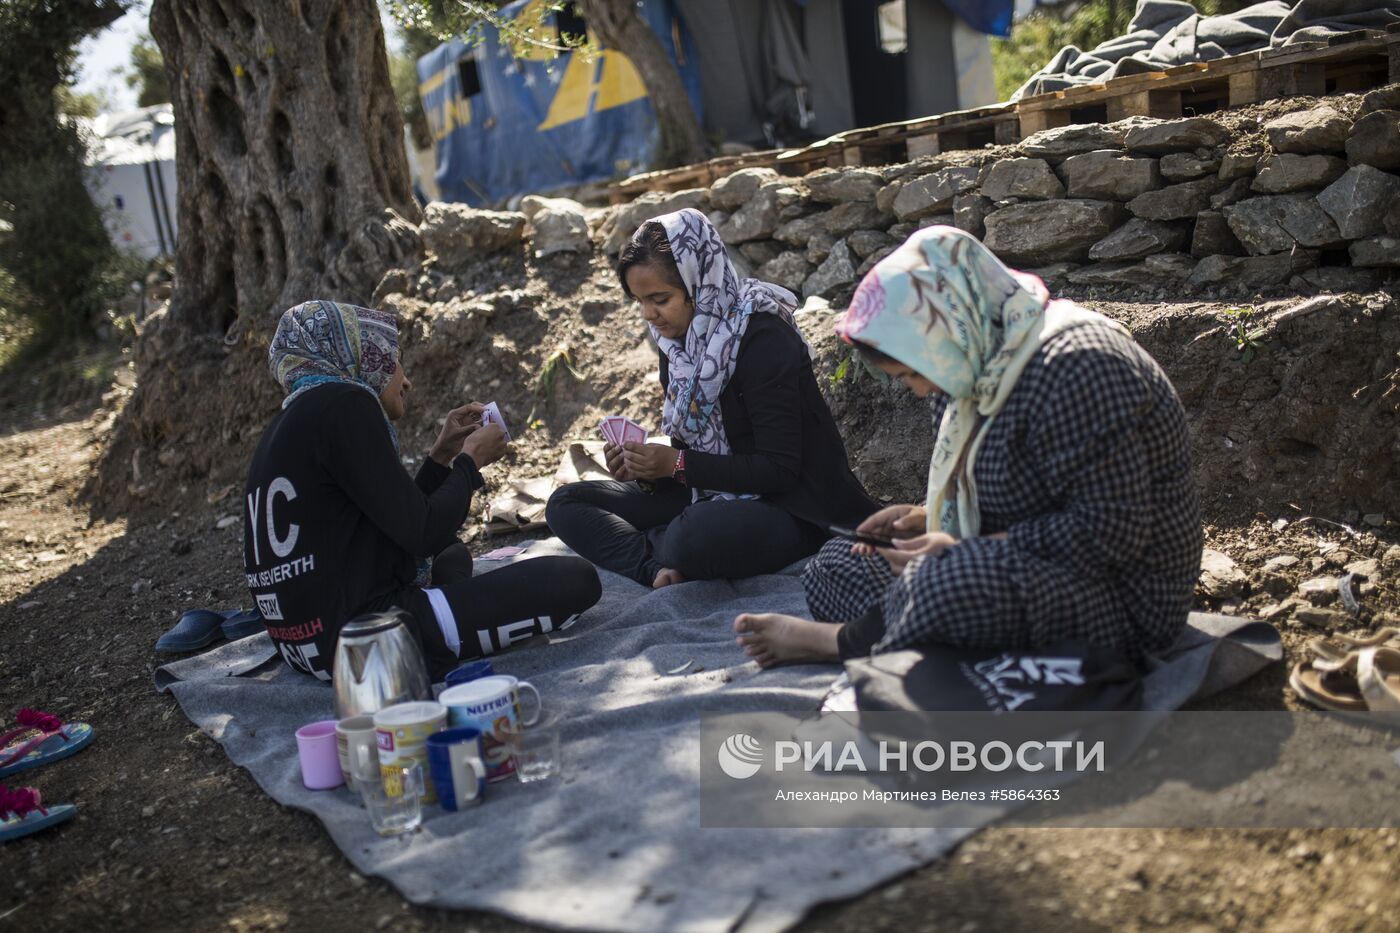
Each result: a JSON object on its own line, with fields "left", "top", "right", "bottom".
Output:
{"left": 439, "top": 675, "right": 541, "bottom": 782}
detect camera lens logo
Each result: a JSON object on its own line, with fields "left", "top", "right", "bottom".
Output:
{"left": 717, "top": 733, "right": 764, "bottom": 780}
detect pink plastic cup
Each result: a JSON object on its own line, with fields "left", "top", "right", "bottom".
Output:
{"left": 296, "top": 719, "right": 344, "bottom": 790}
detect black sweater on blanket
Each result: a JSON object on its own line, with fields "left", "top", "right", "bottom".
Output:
{"left": 242, "top": 382, "right": 484, "bottom": 679}
{"left": 657, "top": 313, "right": 878, "bottom": 529}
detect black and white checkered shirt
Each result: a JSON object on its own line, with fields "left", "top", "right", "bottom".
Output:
{"left": 805, "top": 318, "right": 1203, "bottom": 659}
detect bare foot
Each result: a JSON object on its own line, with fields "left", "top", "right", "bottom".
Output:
{"left": 733, "top": 613, "right": 841, "bottom": 668}
{"left": 652, "top": 567, "right": 686, "bottom": 589}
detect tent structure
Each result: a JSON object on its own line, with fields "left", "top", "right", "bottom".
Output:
{"left": 81, "top": 104, "right": 178, "bottom": 261}
{"left": 418, "top": 0, "right": 999, "bottom": 206}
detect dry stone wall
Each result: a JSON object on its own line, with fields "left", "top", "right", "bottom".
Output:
{"left": 411, "top": 88, "right": 1400, "bottom": 309}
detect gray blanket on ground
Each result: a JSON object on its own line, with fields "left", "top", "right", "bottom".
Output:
{"left": 1015, "top": 0, "right": 1400, "bottom": 99}
{"left": 155, "top": 541, "right": 1279, "bottom": 933}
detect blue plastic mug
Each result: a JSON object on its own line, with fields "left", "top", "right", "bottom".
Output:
{"left": 426, "top": 728, "right": 487, "bottom": 811}
{"left": 444, "top": 660, "right": 494, "bottom": 689}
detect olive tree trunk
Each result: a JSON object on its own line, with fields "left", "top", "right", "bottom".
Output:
{"left": 577, "top": 0, "right": 710, "bottom": 168}
{"left": 150, "top": 0, "right": 422, "bottom": 334}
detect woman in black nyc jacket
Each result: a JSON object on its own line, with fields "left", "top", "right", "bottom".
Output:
{"left": 546, "top": 208, "right": 877, "bottom": 588}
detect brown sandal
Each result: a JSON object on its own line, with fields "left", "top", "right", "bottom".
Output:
{"left": 1289, "top": 656, "right": 1369, "bottom": 712}
{"left": 1308, "top": 627, "right": 1400, "bottom": 667}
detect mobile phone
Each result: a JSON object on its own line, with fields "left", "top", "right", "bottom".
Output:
{"left": 828, "top": 525, "right": 896, "bottom": 549}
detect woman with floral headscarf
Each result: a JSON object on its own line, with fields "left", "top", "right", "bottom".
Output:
{"left": 245, "top": 300, "right": 600, "bottom": 682}
{"left": 546, "top": 208, "right": 878, "bottom": 588}
{"left": 734, "top": 227, "right": 1202, "bottom": 667}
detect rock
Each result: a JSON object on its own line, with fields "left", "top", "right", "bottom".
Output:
{"left": 1349, "top": 236, "right": 1400, "bottom": 267}
{"left": 806, "top": 231, "right": 836, "bottom": 265}
{"left": 215, "top": 515, "right": 238, "bottom": 530}
{"left": 757, "top": 251, "right": 811, "bottom": 293}
{"left": 1364, "top": 513, "right": 1386, "bottom": 527}
{"left": 1160, "top": 151, "right": 1221, "bottom": 181}
{"left": 1383, "top": 545, "right": 1400, "bottom": 572}
{"left": 420, "top": 204, "right": 527, "bottom": 264}
{"left": 1127, "top": 178, "right": 1221, "bottom": 221}
{"left": 602, "top": 188, "right": 708, "bottom": 254}
{"left": 1263, "top": 555, "right": 1300, "bottom": 573}
{"left": 1188, "top": 251, "right": 1316, "bottom": 289}
{"left": 1345, "top": 558, "right": 1380, "bottom": 578}
{"left": 1125, "top": 117, "right": 1229, "bottom": 155}
{"left": 1088, "top": 218, "right": 1189, "bottom": 261}
{"left": 980, "top": 158, "right": 1065, "bottom": 201}
{"left": 1219, "top": 151, "right": 1261, "bottom": 181}
{"left": 1223, "top": 195, "right": 1345, "bottom": 254}
{"left": 1317, "top": 166, "right": 1400, "bottom": 239}
{"left": 1209, "top": 177, "right": 1253, "bottom": 210}
{"left": 1250, "top": 154, "right": 1347, "bottom": 194}
{"left": 1058, "top": 150, "right": 1160, "bottom": 200}
{"left": 1293, "top": 266, "right": 1381, "bottom": 293}
{"left": 847, "top": 229, "right": 892, "bottom": 258}
{"left": 1298, "top": 575, "right": 1339, "bottom": 603}
{"left": 1346, "top": 110, "right": 1400, "bottom": 170}
{"left": 1191, "top": 211, "right": 1245, "bottom": 258}
{"left": 710, "top": 167, "right": 778, "bottom": 212}
{"left": 1199, "top": 547, "right": 1246, "bottom": 599}
{"left": 1388, "top": 200, "right": 1400, "bottom": 237}
{"left": 952, "top": 194, "right": 993, "bottom": 238}
{"left": 1361, "top": 84, "right": 1400, "bottom": 115}
{"left": 804, "top": 167, "right": 884, "bottom": 203}
{"left": 521, "top": 195, "right": 591, "bottom": 257}
{"left": 891, "top": 167, "right": 980, "bottom": 220}
{"left": 802, "top": 239, "right": 856, "bottom": 298}
{"left": 1020, "top": 122, "right": 1136, "bottom": 159}
{"left": 1066, "top": 254, "right": 1193, "bottom": 285}
{"left": 886, "top": 222, "right": 917, "bottom": 242}
{"left": 822, "top": 201, "right": 889, "bottom": 236}
{"left": 875, "top": 180, "right": 905, "bottom": 215}
{"left": 773, "top": 212, "right": 829, "bottom": 247}
{"left": 982, "top": 199, "right": 1125, "bottom": 265}
{"left": 1264, "top": 107, "right": 1351, "bottom": 154}
{"left": 739, "top": 240, "right": 783, "bottom": 266}
{"left": 855, "top": 245, "right": 897, "bottom": 278}
{"left": 1293, "top": 606, "right": 1348, "bottom": 630}
{"left": 719, "top": 181, "right": 799, "bottom": 244}
{"left": 1022, "top": 262, "right": 1077, "bottom": 285}
{"left": 917, "top": 213, "right": 956, "bottom": 230}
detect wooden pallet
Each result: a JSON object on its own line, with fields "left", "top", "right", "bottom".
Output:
{"left": 1017, "top": 27, "right": 1399, "bottom": 136}
{"left": 609, "top": 26, "right": 1400, "bottom": 204}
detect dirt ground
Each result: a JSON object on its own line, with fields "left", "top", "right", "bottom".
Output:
{"left": 3, "top": 280, "right": 1400, "bottom": 929}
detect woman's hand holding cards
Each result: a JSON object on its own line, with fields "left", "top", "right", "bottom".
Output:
{"left": 621, "top": 442, "right": 679, "bottom": 481}
{"left": 603, "top": 442, "right": 631, "bottom": 481}
{"left": 430, "top": 402, "right": 485, "bottom": 466}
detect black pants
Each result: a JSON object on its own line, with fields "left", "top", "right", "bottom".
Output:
{"left": 393, "top": 543, "right": 602, "bottom": 680}
{"left": 837, "top": 605, "right": 888, "bottom": 660}
{"left": 545, "top": 480, "right": 827, "bottom": 587}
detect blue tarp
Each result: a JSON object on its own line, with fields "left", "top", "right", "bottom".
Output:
{"left": 942, "top": 0, "right": 1015, "bottom": 37}
{"left": 417, "top": 0, "right": 702, "bottom": 205}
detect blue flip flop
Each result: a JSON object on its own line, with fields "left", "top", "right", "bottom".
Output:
{"left": 155, "top": 608, "right": 242, "bottom": 653}
{"left": 0, "top": 721, "right": 95, "bottom": 780}
{"left": 0, "top": 788, "right": 75, "bottom": 843}
{"left": 220, "top": 608, "right": 264, "bottom": 641}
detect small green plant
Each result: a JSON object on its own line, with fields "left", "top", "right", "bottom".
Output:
{"left": 1222, "top": 306, "right": 1266, "bottom": 361}
{"left": 527, "top": 346, "right": 586, "bottom": 423}
{"left": 829, "top": 355, "right": 850, "bottom": 387}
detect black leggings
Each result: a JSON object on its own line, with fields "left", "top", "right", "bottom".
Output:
{"left": 545, "top": 480, "right": 827, "bottom": 587}
{"left": 837, "top": 605, "right": 888, "bottom": 660}
{"left": 393, "top": 543, "right": 602, "bottom": 680}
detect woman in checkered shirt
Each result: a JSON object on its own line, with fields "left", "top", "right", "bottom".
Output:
{"left": 734, "top": 226, "right": 1202, "bottom": 667}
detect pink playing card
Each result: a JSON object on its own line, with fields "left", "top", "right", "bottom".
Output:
{"left": 622, "top": 420, "right": 647, "bottom": 445}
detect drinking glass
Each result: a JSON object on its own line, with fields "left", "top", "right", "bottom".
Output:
{"left": 354, "top": 744, "right": 423, "bottom": 836}
{"left": 506, "top": 710, "right": 561, "bottom": 783}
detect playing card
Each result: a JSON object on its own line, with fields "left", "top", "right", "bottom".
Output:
{"left": 621, "top": 420, "right": 647, "bottom": 445}
{"left": 482, "top": 401, "right": 511, "bottom": 441}
{"left": 480, "top": 546, "right": 526, "bottom": 560}
{"left": 599, "top": 418, "right": 618, "bottom": 446}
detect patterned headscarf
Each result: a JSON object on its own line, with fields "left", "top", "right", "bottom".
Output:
{"left": 269, "top": 299, "right": 401, "bottom": 412}
{"left": 644, "top": 208, "right": 801, "bottom": 497}
{"left": 836, "top": 226, "right": 1123, "bottom": 538}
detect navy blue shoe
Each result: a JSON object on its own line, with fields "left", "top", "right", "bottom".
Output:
{"left": 155, "top": 609, "right": 232, "bottom": 653}
{"left": 220, "top": 609, "right": 264, "bottom": 641}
